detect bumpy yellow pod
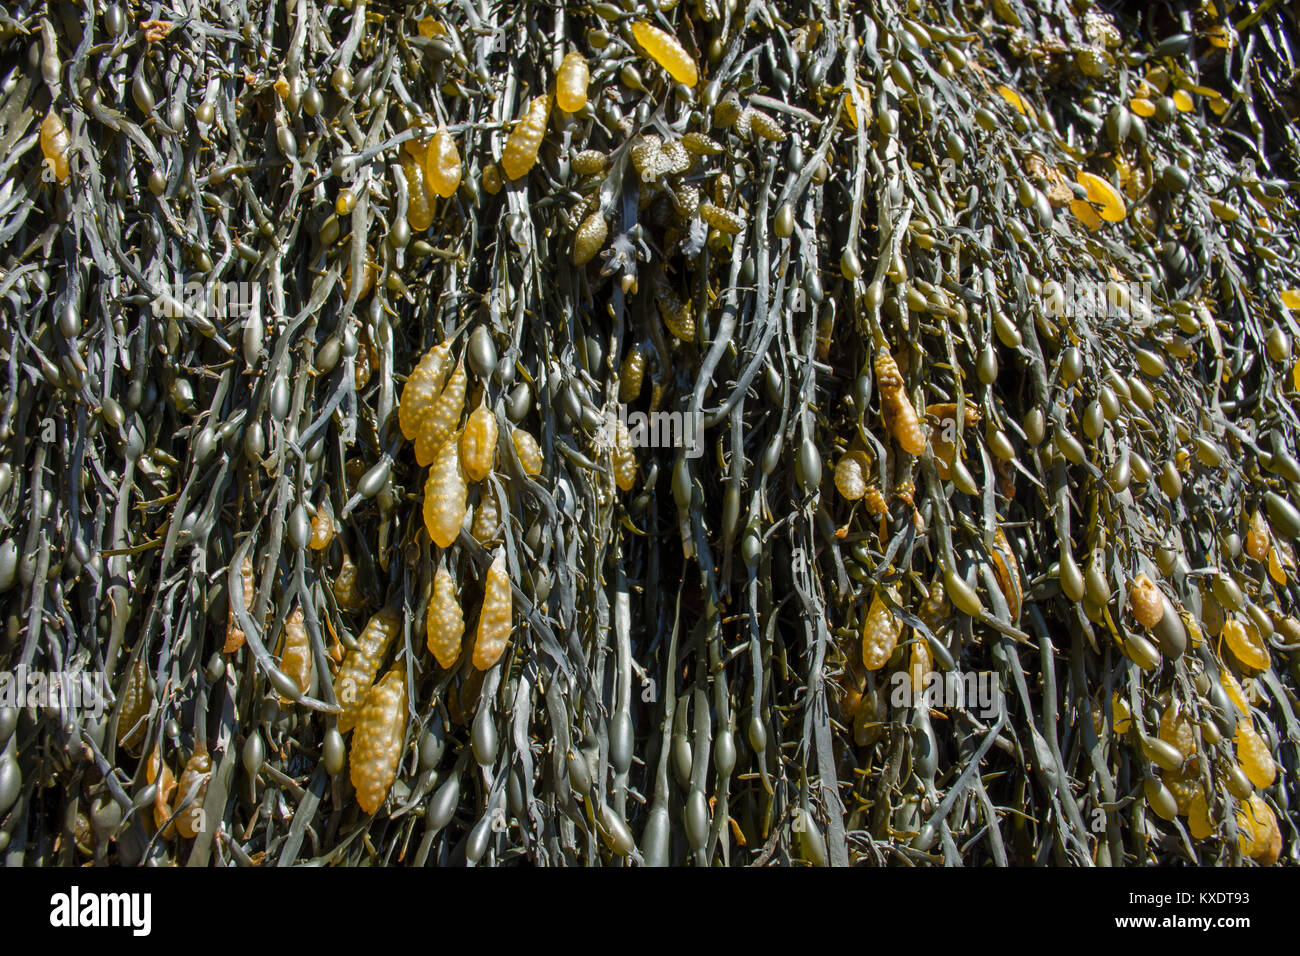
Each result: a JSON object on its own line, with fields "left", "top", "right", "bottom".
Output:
{"left": 1219, "top": 667, "right": 1249, "bottom": 716}
{"left": 415, "top": 360, "right": 466, "bottom": 467}
{"left": 556, "top": 51, "right": 589, "bottom": 113}
{"left": 334, "top": 553, "right": 361, "bottom": 610}
{"left": 1157, "top": 702, "right": 1197, "bottom": 764}
{"left": 343, "top": 256, "right": 376, "bottom": 300}
{"left": 699, "top": 202, "right": 745, "bottom": 235}
{"left": 1111, "top": 692, "right": 1132, "bottom": 733}
{"left": 1129, "top": 574, "right": 1164, "bottom": 629}
{"left": 512, "top": 427, "right": 543, "bottom": 476}
{"left": 424, "top": 435, "right": 469, "bottom": 549}
{"left": 630, "top": 21, "right": 698, "bottom": 87}
{"left": 657, "top": 288, "right": 695, "bottom": 341}
{"left": 1076, "top": 170, "right": 1126, "bottom": 222}
{"left": 1200, "top": 584, "right": 1225, "bottom": 637}
{"left": 481, "top": 164, "right": 503, "bottom": 195}
{"left": 862, "top": 486, "right": 888, "bottom": 517}
{"left": 861, "top": 588, "right": 903, "bottom": 671}
{"left": 1223, "top": 617, "right": 1270, "bottom": 671}
{"left": 918, "top": 579, "right": 949, "bottom": 631}
{"left": 473, "top": 552, "right": 513, "bottom": 670}
{"left": 1274, "top": 612, "right": 1300, "bottom": 645}
{"left": 908, "top": 637, "right": 932, "bottom": 694}
{"left": 1252, "top": 798, "right": 1282, "bottom": 864}
{"left": 1235, "top": 720, "right": 1277, "bottom": 789}
{"left": 400, "top": 153, "right": 435, "bottom": 231}
{"left": 929, "top": 430, "right": 958, "bottom": 480}
{"left": 223, "top": 556, "right": 256, "bottom": 653}
{"left": 682, "top": 132, "right": 723, "bottom": 155}
{"left": 471, "top": 484, "right": 503, "bottom": 543}
{"left": 1236, "top": 793, "right": 1278, "bottom": 860}
{"left": 501, "top": 94, "right": 551, "bottom": 181}
{"left": 989, "top": 528, "right": 1023, "bottom": 621}
{"left": 571, "top": 149, "right": 607, "bottom": 175}
{"left": 995, "top": 84, "right": 1027, "bottom": 113}
{"left": 1245, "top": 509, "right": 1270, "bottom": 562}
{"left": 309, "top": 507, "right": 334, "bottom": 550}
{"left": 1129, "top": 96, "right": 1156, "bottom": 117}
{"left": 354, "top": 343, "right": 375, "bottom": 389}
{"left": 173, "top": 747, "right": 212, "bottom": 839}
{"left": 573, "top": 209, "right": 608, "bottom": 266}
{"left": 426, "top": 565, "right": 465, "bottom": 669}
{"left": 424, "top": 125, "right": 462, "bottom": 199}
{"left": 875, "top": 348, "right": 926, "bottom": 456}
{"left": 41, "top": 111, "right": 71, "bottom": 185}
{"left": 1235, "top": 795, "right": 1266, "bottom": 856}
{"left": 350, "top": 668, "right": 407, "bottom": 815}
{"left": 403, "top": 122, "right": 432, "bottom": 160}
{"left": 334, "top": 609, "right": 400, "bottom": 733}
{"left": 1187, "top": 790, "right": 1213, "bottom": 840}
{"left": 278, "top": 607, "right": 313, "bottom": 704}
{"left": 657, "top": 139, "right": 691, "bottom": 176}
{"left": 460, "top": 403, "right": 498, "bottom": 482}
{"left": 834, "top": 451, "right": 869, "bottom": 501}
{"left": 399, "top": 343, "right": 453, "bottom": 442}
{"left": 1070, "top": 197, "right": 1104, "bottom": 231}
{"left": 150, "top": 749, "right": 177, "bottom": 836}
{"left": 743, "top": 107, "right": 785, "bottom": 141}
{"left": 116, "top": 656, "right": 152, "bottom": 750}
{"left": 1268, "top": 544, "right": 1288, "bottom": 585}
{"left": 926, "top": 402, "right": 980, "bottom": 480}
{"left": 619, "top": 347, "right": 645, "bottom": 403}
{"left": 1163, "top": 769, "right": 1202, "bottom": 817}
{"left": 630, "top": 134, "right": 663, "bottom": 182}
{"left": 613, "top": 420, "right": 637, "bottom": 491}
